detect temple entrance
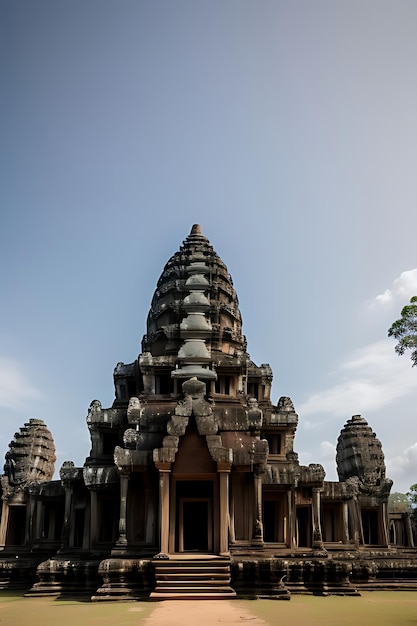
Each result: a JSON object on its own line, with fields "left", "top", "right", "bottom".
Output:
{"left": 361, "top": 509, "right": 379, "bottom": 545}
{"left": 179, "top": 498, "right": 212, "bottom": 551}
{"left": 174, "top": 480, "right": 214, "bottom": 553}
{"left": 296, "top": 506, "right": 311, "bottom": 547}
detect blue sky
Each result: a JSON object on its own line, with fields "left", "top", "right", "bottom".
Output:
{"left": 2, "top": 1, "right": 417, "bottom": 492}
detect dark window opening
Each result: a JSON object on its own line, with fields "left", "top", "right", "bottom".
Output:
{"left": 215, "top": 376, "right": 231, "bottom": 395}
{"left": 119, "top": 383, "right": 127, "bottom": 399}
{"left": 155, "top": 373, "right": 173, "bottom": 395}
{"left": 102, "top": 432, "right": 119, "bottom": 456}
{"left": 263, "top": 433, "right": 282, "bottom": 455}
{"left": 127, "top": 379, "right": 137, "bottom": 397}
{"left": 248, "top": 382, "right": 259, "bottom": 400}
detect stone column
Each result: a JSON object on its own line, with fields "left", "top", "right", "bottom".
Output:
{"left": 90, "top": 490, "right": 98, "bottom": 545}
{"left": 60, "top": 485, "right": 74, "bottom": 550}
{"left": 251, "top": 470, "right": 264, "bottom": 546}
{"left": 116, "top": 472, "right": 129, "bottom": 546}
{"left": 381, "top": 502, "right": 390, "bottom": 547}
{"left": 312, "top": 487, "right": 324, "bottom": 549}
{"left": 348, "top": 498, "right": 362, "bottom": 547}
{"left": 0, "top": 501, "right": 9, "bottom": 547}
{"left": 59, "top": 461, "right": 80, "bottom": 551}
{"left": 229, "top": 476, "right": 236, "bottom": 544}
{"left": 405, "top": 513, "right": 415, "bottom": 548}
{"left": 287, "top": 488, "right": 296, "bottom": 549}
{"left": 156, "top": 463, "right": 171, "bottom": 556}
{"left": 342, "top": 500, "right": 350, "bottom": 544}
{"left": 218, "top": 463, "right": 231, "bottom": 555}
{"left": 26, "top": 489, "right": 37, "bottom": 545}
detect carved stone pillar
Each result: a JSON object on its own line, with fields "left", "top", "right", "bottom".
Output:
{"left": 59, "top": 461, "right": 80, "bottom": 551}
{"left": 312, "top": 487, "right": 324, "bottom": 549}
{"left": 348, "top": 498, "right": 362, "bottom": 547}
{"left": 381, "top": 502, "right": 390, "bottom": 547}
{"left": 156, "top": 463, "right": 171, "bottom": 556}
{"left": 287, "top": 488, "right": 296, "bottom": 549}
{"left": 229, "top": 475, "right": 236, "bottom": 544}
{"left": 60, "top": 485, "right": 73, "bottom": 550}
{"left": 0, "top": 501, "right": 9, "bottom": 547}
{"left": 405, "top": 513, "right": 415, "bottom": 548}
{"left": 26, "top": 489, "right": 37, "bottom": 545}
{"left": 251, "top": 470, "right": 264, "bottom": 547}
{"left": 218, "top": 463, "right": 231, "bottom": 555}
{"left": 116, "top": 472, "right": 129, "bottom": 546}
{"left": 90, "top": 490, "right": 98, "bottom": 545}
{"left": 342, "top": 500, "right": 350, "bottom": 544}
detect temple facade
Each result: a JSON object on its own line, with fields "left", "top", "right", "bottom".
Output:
{"left": 0, "top": 224, "right": 416, "bottom": 599}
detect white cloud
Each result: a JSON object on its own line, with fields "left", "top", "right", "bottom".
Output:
{"left": 372, "top": 268, "right": 417, "bottom": 307}
{"left": 0, "top": 358, "right": 42, "bottom": 410}
{"left": 387, "top": 443, "right": 417, "bottom": 478}
{"left": 298, "top": 340, "right": 416, "bottom": 418}
{"left": 319, "top": 440, "right": 336, "bottom": 460}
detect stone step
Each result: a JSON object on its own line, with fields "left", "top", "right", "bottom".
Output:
{"left": 150, "top": 591, "right": 236, "bottom": 600}
{"left": 155, "top": 563, "right": 230, "bottom": 572}
{"left": 151, "top": 557, "right": 236, "bottom": 600}
{"left": 155, "top": 562, "right": 231, "bottom": 568}
{"left": 154, "top": 584, "right": 234, "bottom": 591}
{"left": 158, "top": 578, "right": 230, "bottom": 588}
{"left": 356, "top": 581, "right": 417, "bottom": 591}
{"left": 157, "top": 572, "right": 230, "bottom": 579}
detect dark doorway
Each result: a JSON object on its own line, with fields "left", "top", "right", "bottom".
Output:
{"left": 182, "top": 500, "right": 209, "bottom": 551}
{"left": 6, "top": 506, "right": 26, "bottom": 545}
{"left": 296, "top": 506, "right": 311, "bottom": 548}
{"left": 361, "top": 510, "right": 379, "bottom": 544}
{"left": 175, "top": 480, "right": 213, "bottom": 552}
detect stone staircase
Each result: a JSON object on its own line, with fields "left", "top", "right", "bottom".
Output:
{"left": 150, "top": 557, "right": 236, "bottom": 600}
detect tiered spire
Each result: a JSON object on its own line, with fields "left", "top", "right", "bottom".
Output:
{"left": 172, "top": 240, "right": 216, "bottom": 380}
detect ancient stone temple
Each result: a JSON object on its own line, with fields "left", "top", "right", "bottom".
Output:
{"left": 0, "top": 225, "right": 416, "bottom": 599}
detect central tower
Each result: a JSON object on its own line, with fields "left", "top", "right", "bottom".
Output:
{"left": 113, "top": 224, "right": 272, "bottom": 405}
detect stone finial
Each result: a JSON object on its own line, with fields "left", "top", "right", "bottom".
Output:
{"left": 190, "top": 224, "right": 202, "bottom": 235}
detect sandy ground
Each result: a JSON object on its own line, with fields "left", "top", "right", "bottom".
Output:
{"left": 143, "top": 600, "right": 266, "bottom": 626}
{"left": 1, "top": 592, "right": 417, "bottom": 626}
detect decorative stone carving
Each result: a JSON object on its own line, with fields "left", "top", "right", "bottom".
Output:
{"left": 247, "top": 397, "right": 263, "bottom": 431}
{"left": 277, "top": 396, "right": 295, "bottom": 412}
{"left": 83, "top": 465, "right": 118, "bottom": 489}
{"left": 3, "top": 418, "right": 56, "bottom": 487}
{"left": 87, "top": 399, "right": 102, "bottom": 424}
{"left": 336, "top": 415, "right": 393, "bottom": 495}
{"left": 127, "top": 397, "right": 142, "bottom": 423}
{"left": 123, "top": 428, "right": 142, "bottom": 449}
{"left": 59, "top": 461, "right": 82, "bottom": 486}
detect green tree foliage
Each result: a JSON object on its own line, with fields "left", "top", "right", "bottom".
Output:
{"left": 388, "top": 296, "right": 417, "bottom": 366}
{"left": 388, "top": 492, "right": 412, "bottom": 513}
{"left": 407, "top": 484, "right": 417, "bottom": 506}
